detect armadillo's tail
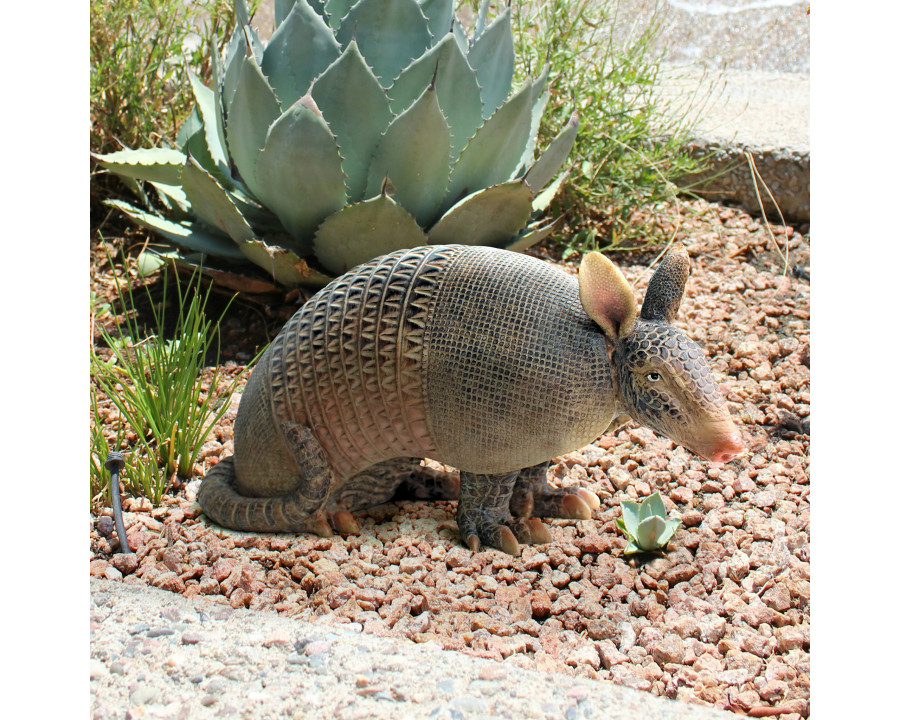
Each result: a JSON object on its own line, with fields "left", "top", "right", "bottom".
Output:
{"left": 197, "top": 456, "right": 334, "bottom": 536}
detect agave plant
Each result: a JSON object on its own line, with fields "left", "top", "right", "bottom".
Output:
{"left": 616, "top": 492, "right": 681, "bottom": 555}
{"left": 94, "top": 0, "right": 578, "bottom": 288}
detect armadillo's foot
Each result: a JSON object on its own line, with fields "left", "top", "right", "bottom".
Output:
{"left": 457, "top": 469, "right": 528, "bottom": 555}
{"left": 464, "top": 525, "right": 520, "bottom": 556}
{"left": 506, "top": 517, "right": 553, "bottom": 546}
{"left": 328, "top": 510, "right": 360, "bottom": 535}
{"left": 510, "top": 462, "right": 601, "bottom": 521}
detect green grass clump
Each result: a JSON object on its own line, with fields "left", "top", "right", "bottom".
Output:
{"left": 512, "top": 0, "right": 714, "bottom": 254}
{"left": 90, "top": 261, "right": 255, "bottom": 506}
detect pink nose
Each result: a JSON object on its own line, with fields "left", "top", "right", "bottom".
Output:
{"left": 707, "top": 430, "right": 744, "bottom": 463}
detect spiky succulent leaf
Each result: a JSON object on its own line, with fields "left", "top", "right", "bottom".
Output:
{"left": 240, "top": 239, "right": 332, "bottom": 286}
{"left": 106, "top": 200, "right": 246, "bottom": 260}
{"left": 261, "top": 0, "right": 340, "bottom": 108}
{"left": 225, "top": 54, "right": 281, "bottom": 198}
{"left": 505, "top": 217, "right": 561, "bottom": 252}
{"left": 526, "top": 113, "right": 580, "bottom": 194}
{"left": 187, "top": 69, "right": 230, "bottom": 180}
{"left": 311, "top": 41, "right": 393, "bottom": 202}
{"left": 181, "top": 158, "right": 255, "bottom": 243}
{"left": 366, "top": 85, "right": 451, "bottom": 226}
{"left": 313, "top": 194, "right": 428, "bottom": 274}
{"left": 95, "top": 148, "right": 185, "bottom": 185}
{"left": 532, "top": 171, "right": 570, "bottom": 214}
{"left": 388, "top": 34, "right": 483, "bottom": 160}
{"left": 635, "top": 515, "right": 667, "bottom": 550}
{"left": 324, "top": 0, "right": 353, "bottom": 29}
{"left": 419, "top": 0, "right": 453, "bottom": 38}
{"left": 444, "top": 80, "right": 533, "bottom": 207}
{"left": 466, "top": 8, "right": 514, "bottom": 119}
{"left": 428, "top": 181, "right": 533, "bottom": 246}
{"left": 150, "top": 182, "right": 190, "bottom": 218}
{"left": 335, "top": 0, "right": 431, "bottom": 87}
{"left": 254, "top": 94, "right": 347, "bottom": 252}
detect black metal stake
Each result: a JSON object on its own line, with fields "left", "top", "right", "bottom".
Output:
{"left": 104, "top": 452, "right": 132, "bottom": 554}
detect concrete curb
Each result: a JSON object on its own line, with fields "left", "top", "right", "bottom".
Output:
{"left": 658, "top": 67, "right": 809, "bottom": 223}
{"left": 91, "top": 577, "right": 739, "bottom": 719}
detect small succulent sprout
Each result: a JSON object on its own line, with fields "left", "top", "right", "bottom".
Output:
{"left": 615, "top": 491, "right": 681, "bottom": 555}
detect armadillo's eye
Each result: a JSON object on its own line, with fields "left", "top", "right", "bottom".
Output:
{"left": 647, "top": 372, "right": 661, "bottom": 382}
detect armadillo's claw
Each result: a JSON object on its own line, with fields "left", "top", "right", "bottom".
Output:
{"left": 303, "top": 510, "right": 334, "bottom": 538}
{"left": 329, "top": 510, "right": 360, "bottom": 535}
{"left": 460, "top": 524, "right": 520, "bottom": 556}
{"left": 499, "top": 526, "right": 521, "bottom": 556}
{"left": 521, "top": 518, "right": 553, "bottom": 545}
{"left": 576, "top": 488, "right": 601, "bottom": 511}
{"left": 559, "top": 493, "right": 593, "bottom": 520}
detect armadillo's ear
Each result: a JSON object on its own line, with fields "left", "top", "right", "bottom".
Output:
{"left": 578, "top": 252, "right": 637, "bottom": 339}
{"left": 640, "top": 244, "right": 690, "bottom": 322}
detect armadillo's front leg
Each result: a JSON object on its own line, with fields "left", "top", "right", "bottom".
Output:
{"left": 509, "top": 462, "right": 601, "bottom": 521}
{"left": 457, "top": 471, "right": 554, "bottom": 555}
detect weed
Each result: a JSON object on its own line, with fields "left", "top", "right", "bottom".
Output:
{"left": 90, "top": 259, "right": 257, "bottom": 505}
{"left": 512, "top": 0, "right": 717, "bottom": 254}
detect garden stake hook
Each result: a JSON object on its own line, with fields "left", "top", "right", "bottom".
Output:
{"left": 104, "top": 452, "right": 132, "bottom": 554}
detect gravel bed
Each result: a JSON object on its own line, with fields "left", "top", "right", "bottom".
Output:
{"left": 91, "top": 199, "right": 810, "bottom": 718}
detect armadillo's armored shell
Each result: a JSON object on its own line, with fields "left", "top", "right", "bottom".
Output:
{"left": 236, "top": 245, "right": 618, "bottom": 490}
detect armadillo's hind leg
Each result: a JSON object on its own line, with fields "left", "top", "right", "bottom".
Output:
{"left": 198, "top": 422, "right": 335, "bottom": 535}
{"left": 392, "top": 462, "right": 460, "bottom": 501}
{"left": 509, "top": 461, "right": 601, "bottom": 521}
{"left": 456, "top": 470, "right": 555, "bottom": 555}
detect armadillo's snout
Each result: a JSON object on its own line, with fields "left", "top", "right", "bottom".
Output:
{"left": 704, "top": 428, "right": 744, "bottom": 464}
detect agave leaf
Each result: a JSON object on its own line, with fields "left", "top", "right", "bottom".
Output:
{"left": 451, "top": 15, "right": 468, "bottom": 52}
{"left": 222, "top": 27, "right": 247, "bottom": 109}
{"left": 657, "top": 518, "right": 681, "bottom": 548}
{"left": 261, "top": 0, "right": 341, "bottom": 108}
{"left": 181, "top": 157, "right": 256, "bottom": 243}
{"left": 473, "top": 0, "right": 490, "bottom": 41}
{"left": 225, "top": 54, "right": 282, "bottom": 199}
{"left": 624, "top": 540, "right": 643, "bottom": 556}
{"left": 428, "top": 180, "right": 532, "bottom": 247}
{"left": 324, "top": 0, "right": 354, "bottom": 28}
{"left": 274, "top": 0, "right": 298, "bottom": 25}
{"left": 240, "top": 239, "right": 333, "bottom": 287}
{"left": 636, "top": 515, "right": 667, "bottom": 550}
{"left": 532, "top": 64, "right": 550, "bottom": 104}
{"left": 311, "top": 41, "right": 393, "bottom": 202}
{"left": 388, "top": 34, "right": 482, "bottom": 160}
{"left": 505, "top": 217, "right": 561, "bottom": 252}
{"left": 94, "top": 148, "right": 185, "bottom": 185}
{"left": 366, "top": 85, "right": 451, "bottom": 226}
{"left": 254, "top": 95, "right": 347, "bottom": 251}
{"left": 234, "top": 0, "right": 251, "bottom": 26}
{"left": 419, "top": 0, "right": 453, "bottom": 39}
{"left": 336, "top": 0, "right": 432, "bottom": 87}
{"left": 444, "top": 80, "right": 533, "bottom": 206}
{"left": 188, "top": 69, "right": 231, "bottom": 180}
{"left": 619, "top": 499, "right": 641, "bottom": 539}
{"left": 516, "top": 81, "right": 550, "bottom": 179}
{"left": 105, "top": 199, "right": 246, "bottom": 260}
{"left": 466, "top": 7, "right": 514, "bottom": 119}
{"left": 532, "top": 170, "right": 570, "bottom": 214}
{"left": 149, "top": 182, "right": 190, "bottom": 218}
{"left": 525, "top": 112, "right": 579, "bottom": 194}
{"left": 313, "top": 194, "right": 428, "bottom": 275}
{"left": 643, "top": 491, "right": 668, "bottom": 520}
